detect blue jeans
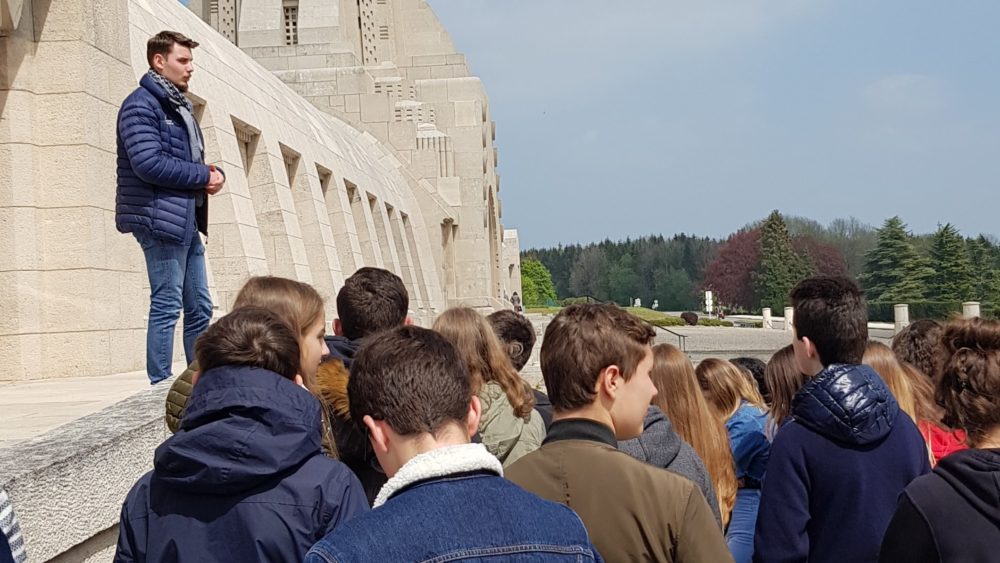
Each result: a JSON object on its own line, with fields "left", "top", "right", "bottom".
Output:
{"left": 727, "top": 488, "right": 760, "bottom": 563}
{"left": 135, "top": 232, "right": 212, "bottom": 384}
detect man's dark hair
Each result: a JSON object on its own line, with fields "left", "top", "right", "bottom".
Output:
{"left": 791, "top": 276, "right": 868, "bottom": 366}
{"left": 487, "top": 310, "right": 536, "bottom": 371}
{"left": 336, "top": 267, "right": 409, "bottom": 340}
{"left": 195, "top": 306, "right": 300, "bottom": 380}
{"left": 348, "top": 325, "right": 471, "bottom": 436}
{"left": 730, "top": 357, "right": 770, "bottom": 405}
{"left": 147, "top": 30, "right": 199, "bottom": 69}
{"left": 541, "top": 304, "right": 656, "bottom": 411}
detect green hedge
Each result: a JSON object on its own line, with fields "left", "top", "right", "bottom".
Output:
{"left": 868, "top": 301, "right": 999, "bottom": 322}
{"left": 647, "top": 317, "right": 734, "bottom": 328}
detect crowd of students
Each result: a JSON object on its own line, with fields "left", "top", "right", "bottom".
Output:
{"left": 109, "top": 270, "right": 999, "bottom": 563}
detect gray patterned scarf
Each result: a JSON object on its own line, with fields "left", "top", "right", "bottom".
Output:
{"left": 0, "top": 489, "right": 27, "bottom": 563}
{"left": 146, "top": 69, "right": 204, "bottom": 164}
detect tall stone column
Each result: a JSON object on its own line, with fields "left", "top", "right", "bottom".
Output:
{"left": 784, "top": 307, "right": 795, "bottom": 332}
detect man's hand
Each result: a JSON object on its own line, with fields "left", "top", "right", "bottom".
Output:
{"left": 206, "top": 166, "right": 225, "bottom": 195}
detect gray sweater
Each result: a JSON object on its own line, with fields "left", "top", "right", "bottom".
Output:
{"left": 618, "top": 406, "right": 723, "bottom": 526}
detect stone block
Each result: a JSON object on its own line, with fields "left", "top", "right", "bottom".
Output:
{"left": 412, "top": 54, "right": 447, "bottom": 67}
{"left": 360, "top": 93, "right": 390, "bottom": 123}
{"left": 416, "top": 79, "right": 448, "bottom": 102}
{"left": 430, "top": 65, "right": 454, "bottom": 79}
{"left": 0, "top": 144, "right": 35, "bottom": 207}
{"left": 447, "top": 78, "right": 485, "bottom": 102}
{"left": 255, "top": 56, "right": 289, "bottom": 71}
{"left": 0, "top": 207, "right": 39, "bottom": 270}
{"left": 36, "top": 206, "right": 109, "bottom": 270}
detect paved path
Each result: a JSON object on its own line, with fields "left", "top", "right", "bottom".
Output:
{"left": 0, "top": 361, "right": 186, "bottom": 450}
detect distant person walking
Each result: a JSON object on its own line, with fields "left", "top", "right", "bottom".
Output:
{"left": 511, "top": 291, "right": 523, "bottom": 313}
{"left": 116, "top": 30, "right": 225, "bottom": 384}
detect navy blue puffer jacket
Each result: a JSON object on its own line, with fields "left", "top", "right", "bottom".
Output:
{"left": 114, "top": 366, "right": 368, "bottom": 563}
{"left": 754, "top": 364, "right": 930, "bottom": 563}
{"left": 115, "top": 73, "right": 211, "bottom": 244}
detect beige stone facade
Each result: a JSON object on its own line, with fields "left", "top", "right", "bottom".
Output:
{"left": 0, "top": 0, "right": 517, "bottom": 382}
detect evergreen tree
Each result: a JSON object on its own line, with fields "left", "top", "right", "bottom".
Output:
{"left": 520, "top": 259, "right": 557, "bottom": 307}
{"left": 927, "top": 224, "right": 975, "bottom": 301}
{"left": 860, "top": 217, "right": 933, "bottom": 302}
{"left": 967, "top": 235, "right": 1000, "bottom": 303}
{"left": 753, "top": 211, "right": 813, "bottom": 312}
{"left": 607, "top": 253, "right": 640, "bottom": 306}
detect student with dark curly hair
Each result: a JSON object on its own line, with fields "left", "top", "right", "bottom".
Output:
{"left": 880, "top": 317, "right": 1000, "bottom": 563}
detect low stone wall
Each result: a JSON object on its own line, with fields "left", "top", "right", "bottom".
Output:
{"left": 0, "top": 384, "right": 171, "bottom": 561}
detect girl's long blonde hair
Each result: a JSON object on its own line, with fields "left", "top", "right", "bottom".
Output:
{"left": 863, "top": 341, "right": 918, "bottom": 423}
{"left": 650, "top": 344, "right": 737, "bottom": 526}
{"left": 765, "top": 345, "right": 806, "bottom": 432}
{"left": 433, "top": 307, "right": 535, "bottom": 419}
{"left": 696, "top": 358, "right": 767, "bottom": 420}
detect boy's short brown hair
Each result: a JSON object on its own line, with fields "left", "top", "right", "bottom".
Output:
{"left": 147, "top": 30, "right": 199, "bottom": 69}
{"left": 540, "top": 304, "right": 656, "bottom": 411}
{"left": 195, "top": 306, "right": 300, "bottom": 380}
{"left": 348, "top": 325, "right": 471, "bottom": 436}
{"left": 486, "top": 310, "right": 536, "bottom": 371}
{"left": 791, "top": 276, "right": 868, "bottom": 366}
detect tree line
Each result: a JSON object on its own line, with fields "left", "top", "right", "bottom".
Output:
{"left": 520, "top": 212, "right": 1000, "bottom": 318}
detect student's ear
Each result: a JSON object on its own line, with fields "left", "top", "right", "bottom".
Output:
{"left": 404, "top": 316, "right": 414, "bottom": 326}
{"left": 466, "top": 395, "right": 483, "bottom": 438}
{"left": 596, "top": 365, "right": 622, "bottom": 399}
{"left": 363, "top": 415, "right": 391, "bottom": 455}
{"left": 190, "top": 370, "right": 201, "bottom": 387}
{"left": 293, "top": 374, "right": 305, "bottom": 388}
{"left": 334, "top": 319, "right": 344, "bottom": 337}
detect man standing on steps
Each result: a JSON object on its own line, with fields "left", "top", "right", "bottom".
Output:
{"left": 116, "top": 30, "right": 225, "bottom": 384}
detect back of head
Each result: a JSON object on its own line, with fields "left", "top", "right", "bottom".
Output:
{"left": 892, "top": 319, "right": 944, "bottom": 382}
{"left": 935, "top": 317, "right": 1000, "bottom": 446}
{"left": 434, "top": 307, "right": 534, "bottom": 419}
{"left": 791, "top": 276, "right": 868, "bottom": 366}
{"left": 487, "top": 309, "right": 536, "bottom": 371}
{"left": 348, "top": 325, "right": 471, "bottom": 437}
{"left": 233, "top": 276, "right": 324, "bottom": 339}
{"left": 765, "top": 345, "right": 806, "bottom": 427}
{"left": 195, "top": 307, "right": 300, "bottom": 380}
{"left": 650, "top": 344, "right": 737, "bottom": 523}
{"left": 863, "top": 341, "right": 917, "bottom": 423}
{"left": 540, "top": 303, "right": 656, "bottom": 411}
{"left": 696, "top": 358, "right": 766, "bottom": 419}
{"left": 730, "top": 357, "right": 769, "bottom": 405}
{"left": 336, "top": 267, "right": 408, "bottom": 340}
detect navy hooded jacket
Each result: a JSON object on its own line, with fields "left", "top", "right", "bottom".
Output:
{"left": 114, "top": 366, "right": 368, "bottom": 563}
{"left": 115, "top": 73, "right": 212, "bottom": 244}
{"left": 753, "top": 364, "right": 930, "bottom": 563}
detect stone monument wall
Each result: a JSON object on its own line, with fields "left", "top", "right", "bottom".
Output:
{"left": 0, "top": 0, "right": 514, "bottom": 383}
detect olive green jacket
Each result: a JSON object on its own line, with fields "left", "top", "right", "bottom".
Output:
{"left": 478, "top": 381, "right": 545, "bottom": 468}
{"left": 165, "top": 363, "right": 197, "bottom": 434}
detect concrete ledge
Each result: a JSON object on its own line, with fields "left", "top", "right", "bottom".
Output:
{"left": 0, "top": 381, "right": 170, "bottom": 561}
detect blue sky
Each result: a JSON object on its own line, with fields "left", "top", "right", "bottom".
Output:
{"left": 426, "top": 1, "right": 1000, "bottom": 249}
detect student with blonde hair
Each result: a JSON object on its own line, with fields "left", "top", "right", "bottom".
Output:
{"left": 697, "top": 358, "right": 769, "bottom": 563}
{"left": 433, "top": 307, "right": 544, "bottom": 467}
{"left": 763, "top": 345, "right": 806, "bottom": 439}
{"left": 620, "top": 343, "right": 734, "bottom": 526}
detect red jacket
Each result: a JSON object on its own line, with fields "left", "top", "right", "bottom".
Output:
{"left": 919, "top": 421, "right": 968, "bottom": 465}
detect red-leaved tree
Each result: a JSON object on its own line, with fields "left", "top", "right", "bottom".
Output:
{"left": 699, "top": 228, "right": 761, "bottom": 311}
{"left": 793, "top": 236, "right": 849, "bottom": 277}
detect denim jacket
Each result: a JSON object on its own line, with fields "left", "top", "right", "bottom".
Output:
{"left": 727, "top": 402, "right": 770, "bottom": 483}
{"left": 305, "top": 443, "right": 602, "bottom": 562}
